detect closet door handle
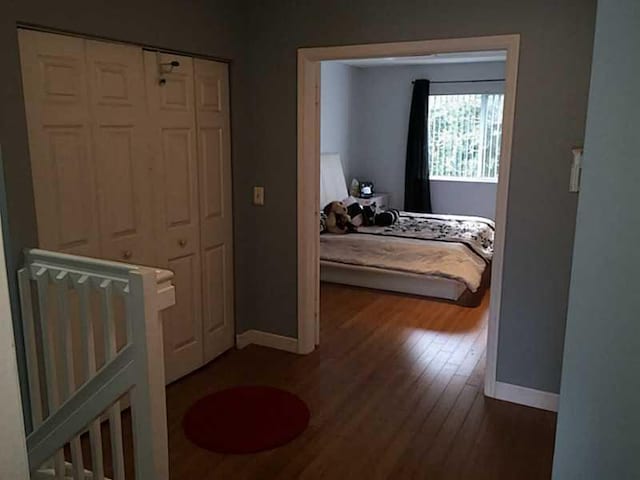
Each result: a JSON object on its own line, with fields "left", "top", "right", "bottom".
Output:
{"left": 122, "top": 250, "right": 132, "bottom": 260}
{"left": 178, "top": 239, "right": 187, "bottom": 247}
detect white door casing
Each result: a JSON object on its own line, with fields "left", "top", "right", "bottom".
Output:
{"left": 297, "top": 35, "right": 520, "bottom": 401}
{"left": 0, "top": 151, "right": 29, "bottom": 480}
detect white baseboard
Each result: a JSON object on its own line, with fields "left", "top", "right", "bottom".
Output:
{"left": 493, "top": 381, "right": 559, "bottom": 412}
{"left": 236, "top": 330, "right": 299, "bottom": 353}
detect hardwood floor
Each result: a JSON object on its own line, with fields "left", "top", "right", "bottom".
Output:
{"left": 156, "top": 283, "right": 557, "bottom": 479}
{"left": 91, "top": 284, "right": 556, "bottom": 478}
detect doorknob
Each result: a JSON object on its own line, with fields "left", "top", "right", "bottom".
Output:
{"left": 122, "top": 250, "right": 132, "bottom": 259}
{"left": 178, "top": 239, "right": 187, "bottom": 247}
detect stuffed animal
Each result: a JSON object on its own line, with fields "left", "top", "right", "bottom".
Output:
{"left": 375, "top": 208, "right": 400, "bottom": 226}
{"left": 343, "top": 197, "right": 366, "bottom": 227}
{"left": 323, "top": 201, "right": 357, "bottom": 234}
{"left": 362, "top": 203, "right": 377, "bottom": 226}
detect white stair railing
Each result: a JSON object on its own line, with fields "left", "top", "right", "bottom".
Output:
{"left": 18, "top": 249, "right": 175, "bottom": 480}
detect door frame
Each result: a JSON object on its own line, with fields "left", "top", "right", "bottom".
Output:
{"left": 0, "top": 147, "right": 29, "bottom": 477}
{"left": 296, "top": 34, "right": 520, "bottom": 399}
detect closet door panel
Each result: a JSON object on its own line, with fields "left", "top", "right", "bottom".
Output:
{"left": 18, "top": 29, "right": 100, "bottom": 257}
{"left": 86, "top": 40, "right": 155, "bottom": 266}
{"left": 145, "top": 51, "right": 203, "bottom": 382}
{"left": 164, "top": 254, "right": 203, "bottom": 383}
{"left": 203, "top": 244, "right": 226, "bottom": 337}
{"left": 148, "top": 53, "right": 200, "bottom": 259}
{"left": 45, "top": 129, "right": 96, "bottom": 250}
{"left": 160, "top": 127, "right": 200, "bottom": 260}
{"left": 194, "top": 59, "right": 235, "bottom": 361}
{"left": 200, "top": 127, "right": 224, "bottom": 221}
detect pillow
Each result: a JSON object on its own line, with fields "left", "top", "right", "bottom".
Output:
{"left": 320, "top": 211, "right": 328, "bottom": 233}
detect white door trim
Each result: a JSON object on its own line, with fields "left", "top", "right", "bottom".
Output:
{"left": 0, "top": 152, "right": 29, "bottom": 477}
{"left": 296, "top": 34, "right": 521, "bottom": 400}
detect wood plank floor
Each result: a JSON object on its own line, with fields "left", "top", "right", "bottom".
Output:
{"left": 159, "top": 283, "right": 557, "bottom": 479}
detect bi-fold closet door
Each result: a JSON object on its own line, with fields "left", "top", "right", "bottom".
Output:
{"left": 18, "top": 29, "right": 235, "bottom": 384}
{"left": 143, "top": 52, "right": 235, "bottom": 382}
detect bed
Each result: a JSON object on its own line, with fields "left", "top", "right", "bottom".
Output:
{"left": 319, "top": 153, "right": 493, "bottom": 306}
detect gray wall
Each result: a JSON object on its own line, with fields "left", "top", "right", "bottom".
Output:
{"left": 237, "top": 0, "right": 596, "bottom": 394}
{"left": 0, "top": 0, "right": 245, "bottom": 429}
{"left": 320, "top": 62, "right": 357, "bottom": 182}
{"left": 0, "top": 0, "right": 597, "bottom": 402}
{"left": 349, "top": 61, "right": 504, "bottom": 216}
{"left": 430, "top": 180, "right": 496, "bottom": 219}
{"left": 553, "top": 1, "right": 640, "bottom": 477}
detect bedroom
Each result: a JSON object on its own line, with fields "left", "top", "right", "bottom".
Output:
{"left": 317, "top": 50, "right": 507, "bottom": 392}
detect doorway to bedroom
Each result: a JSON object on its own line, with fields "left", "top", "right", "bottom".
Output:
{"left": 298, "top": 35, "right": 520, "bottom": 402}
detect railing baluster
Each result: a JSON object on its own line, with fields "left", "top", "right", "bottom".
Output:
{"left": 33, "top": 268, "right": 66, "bottom": 479}
{"left": 76, "top": 275, "right": 105, "bottom": 480}
{"left": 99, "top": 279, "right": 126, "bottom": 480}
{"left": 55, "top": 272, "right": 85, "bottom": 480}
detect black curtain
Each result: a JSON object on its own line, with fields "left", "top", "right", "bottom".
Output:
{"left": 404, "top": 79, "right": 432, "bottom": 213}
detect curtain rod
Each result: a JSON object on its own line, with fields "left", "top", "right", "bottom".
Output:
{"left": 413, "top": 79, "right": 505, "bottom": 84}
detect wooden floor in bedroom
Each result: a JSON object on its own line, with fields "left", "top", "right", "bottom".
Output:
{"left": 153, "top": 283, "right": 558, "bottom": 479}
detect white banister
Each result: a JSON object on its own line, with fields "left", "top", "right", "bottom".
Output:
{"left": 19, "top": 249, "right": 175, "bottom": 480}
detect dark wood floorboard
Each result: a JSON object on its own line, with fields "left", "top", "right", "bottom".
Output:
{"left": 101, "top": 283, "right": 557, "bottom": 479}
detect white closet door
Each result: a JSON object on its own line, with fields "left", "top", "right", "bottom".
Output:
{"left": 86, "top": 40, "right": 155, "bottom": 267}
{"left": 18, "top": 32, "right": 137, "bottom": 391}
{"left": 144, "top": 52, "right": 204, "bottom": 383}
{"left": 18, "top": 29, "right": 100, "bottom": 257}
{"left": 194, "top": 59, "right": 235, "bottom": 362}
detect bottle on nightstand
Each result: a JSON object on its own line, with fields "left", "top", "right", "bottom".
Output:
{"left": 350, "top": 178, "right": 360, "bottom": 197}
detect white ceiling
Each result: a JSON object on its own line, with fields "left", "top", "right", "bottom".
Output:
{"left": 336, "top": 50, "right": 506, "bottom": 68}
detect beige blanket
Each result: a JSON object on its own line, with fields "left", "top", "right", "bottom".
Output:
{"left": 320, "top": 233, "right": 487, "bottom": 292}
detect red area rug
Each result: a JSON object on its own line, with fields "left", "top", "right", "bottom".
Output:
{"left": 183, "top": 386, "right": 310, "bottom": 454}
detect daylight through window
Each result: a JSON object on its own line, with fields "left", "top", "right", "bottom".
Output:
{"left": 428, "top": 93, "right": 504, "bottom": 181}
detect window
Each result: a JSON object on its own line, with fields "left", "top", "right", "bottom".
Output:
{"left": 428, "top": 93, "right": 504, "bottom": 181}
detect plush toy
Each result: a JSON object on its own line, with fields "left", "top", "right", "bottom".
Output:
{"left": 343, "top": 197, "right": 366, "bottom": 227}
{"left": 374, "top": 208, "right": 400, "bottom": 226}
{"left": 323, "top": 201, "right": 357, "bottom": 234}
{"left": 362, "top": 203, "right": 377, "bottom": 226}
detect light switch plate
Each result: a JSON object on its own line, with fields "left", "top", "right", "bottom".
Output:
{"left": 570, "top": 148, "right": 583, "bottom": 193}
{"left": 253, "top": 186, "right": 265, "bottom": 206}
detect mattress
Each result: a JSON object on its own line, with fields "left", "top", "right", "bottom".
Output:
{"left": 320, "top": 211, "right": 494, "bottom": 293}
{"left": 320, "top": 233, "right": 486, "bottom": 292}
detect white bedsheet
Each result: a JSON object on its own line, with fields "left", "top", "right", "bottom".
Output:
{"left": 320, "top": 233, "right": 487, "bottom": 292}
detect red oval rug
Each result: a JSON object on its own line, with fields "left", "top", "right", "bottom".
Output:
{"left": 183, "top": 386, "right": 310, "bottom": 454}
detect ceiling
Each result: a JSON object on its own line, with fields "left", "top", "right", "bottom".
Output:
{"left": 336, "top": 50, "right": 506, "bottom": 68}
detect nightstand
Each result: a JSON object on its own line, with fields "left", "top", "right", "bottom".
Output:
{"left": 355, "top": 193, "right": 390, "bottom": 212}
